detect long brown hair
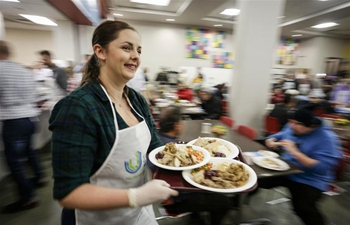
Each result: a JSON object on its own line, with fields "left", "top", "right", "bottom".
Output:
{"left": 81, "top": 20, "right": 137, "bottom": 85}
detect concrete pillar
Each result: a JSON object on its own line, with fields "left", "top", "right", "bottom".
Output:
{"left": 229, "top": 0, "right": 286, "bottom": 132}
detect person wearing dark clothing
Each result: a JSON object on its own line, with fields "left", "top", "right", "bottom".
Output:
{"left": 157, "top": 106, "right": 182, "bottom": 144}
{"left": 199, "top": 88, "right": 222, "bottom": 120}
{"left": 269, "top": 94, "right": 297, "bottom": 130}
{"left": 155, "top": 68, "right": 169, "bottom": 84}
{"left": 39, "top": 50, "right": 67, "bottom": 93}
{"left": 214, "top": 83, "right": 225, "bottom": 100}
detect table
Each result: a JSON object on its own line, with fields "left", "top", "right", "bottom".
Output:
{"left": 153, "top": 120, "right": 302, "bottom": 224}
{"left": 179, "top": 120, "right": 302, "bottom": 178}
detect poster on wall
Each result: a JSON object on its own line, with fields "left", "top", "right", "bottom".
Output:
{"left": 185, "top": 28, "right": 210, "bottom": 59}
{"left": 212, "top": 30, "right": 225, "bottom": 48}
{"left": 277, "top": 39, "right": 300, "bottom": 65}
{"left": 212, "top": 52, "right": 234, "bottom": 69}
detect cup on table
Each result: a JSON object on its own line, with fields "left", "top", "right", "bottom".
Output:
{"left": 201, "top": 122, "right": 212, "bottom": 134}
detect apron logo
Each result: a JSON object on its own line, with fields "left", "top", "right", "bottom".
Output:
{"left": 125, "top": 151, "right": 142, "bottom": 174}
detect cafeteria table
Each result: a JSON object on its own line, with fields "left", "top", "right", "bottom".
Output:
{"left": 153, "top": 120, "right": 302, "bottom": 224}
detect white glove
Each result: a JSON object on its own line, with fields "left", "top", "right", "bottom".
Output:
{"left": 128, "top": 179, "right": 178, "bottom": 207}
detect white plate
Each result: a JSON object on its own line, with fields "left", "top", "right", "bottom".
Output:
{"left": 187, "top": 137, "right": 239, "bottom": 159}
{"left": 257, "top": 150, "right": 279, "bottom": 158}
{"left": 149, "top": 144, "right": 211, "bottom": 171}
{"left": 182, "top": 158, "right": 257, "bottom": 193}
{"left": 252, "top": 156, "right": 290, "bottom": 171}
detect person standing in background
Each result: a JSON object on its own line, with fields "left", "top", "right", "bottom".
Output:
{"left": 39, "top": 50, "right": 68, "bottom": 110}
{"left": 0, "top": 41, "right": 43, "bottom": 213}
{"left": 39, "top": 50, "right": 67, "bottom": 94}
{"left": 73, "top": 54, "right": 91, "bottom": 74}
{"left": 178, "top": 69, "right": 188, "bottom": 85}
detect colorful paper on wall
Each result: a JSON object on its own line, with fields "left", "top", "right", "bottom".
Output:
{"left": 212, "top": 30, "right": 225, "bottom": 48}
{"left": 185, "top": 28, "right": 210, "bottom": 59}
{"left": 277, "top": 39, "right": 300, "bottom": 65}
{"left": 212, "top": 52, "right": 234, "bottom": 69}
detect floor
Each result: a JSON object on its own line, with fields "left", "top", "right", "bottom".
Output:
{"left": 1, "top": 143, "right": 350, "bottom": 225}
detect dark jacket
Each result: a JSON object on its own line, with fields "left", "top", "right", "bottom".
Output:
{"left": 201, "top": 96, "right": 222, "bottom": 120}
{"left": 269, "top": 104, "right": 289, "bottom": 130}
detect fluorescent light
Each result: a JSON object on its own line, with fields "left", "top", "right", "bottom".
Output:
{"left": 316, "top": 73, "right": 327, "bottom": 77}
{"left": 220, "top": 8, "right": 240, "bottom": 16}
{"left": 19, "top": 14, "right": 57, "bottom": 26}
{"left": 166, "top": 19, "right": 175, "bottom": 21}
{"left": 312, "top": 22, "right": 338, "bottom": 29}
{"left": 214, "top": 24, "right": 223, "bottom": 27}
{"left": 130, "top": 0, "right": 170, "bottom": 6}
{"left": 113, "top": 13, "right": 123, "bottom": 17}
{"left": 292, "top": 34, "right": 303, "bottom": 37}
{"left": 1, "top": 0, "right": 20, "bottom": 2}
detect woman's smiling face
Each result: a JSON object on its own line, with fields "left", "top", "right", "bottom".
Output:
{"left": 103, "top": 29, "right": 142, "bottom": 82}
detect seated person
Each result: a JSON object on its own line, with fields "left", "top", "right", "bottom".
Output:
{"left": 158, "top": 106, "right": 182, "bottom": 144}
{"left": 198, "top": 88, "right": 222, "bottom": 120}
{"left": 269, "top": 94, "right": 297, "bottom": 130}
{"left": 157, "top": 106, "right": 230, "bottom": 225}
{"left": 271, "top": 87, "right": 285, "bottom": 104}
{"left": 176, "top": 81, "right": 193, "bottom": 102}
{"left": 264, "top": 108, "right": 341, "bottom": 225}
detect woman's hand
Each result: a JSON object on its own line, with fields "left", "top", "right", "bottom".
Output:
{"left": 128, "top": 179, "right": 178, "bottom": 207}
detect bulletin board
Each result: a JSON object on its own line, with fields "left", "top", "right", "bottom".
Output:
{"left": 212, "top": 52, "right": 234, "bottom": 69}
{"left": 212, "top": 30, "right": 225, "bottom": 48}
{"left": 185, "top": 28, "right": 210, "bottom": 59}
{"left": 277, "top": 39, "right": 300, "bottom": 65}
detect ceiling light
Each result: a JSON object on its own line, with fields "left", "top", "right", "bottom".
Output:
{"left": 312, "top": 22, "right": 338, "bottom": 29}
{"left": 113, "top": 13, "right": 123, "bottom": 17}
{"left": 19, "top": 14, "right": 57, "bottom": 26}
{"left": 318, "top": 0, "right": 329, "bottom": 2}
{"left": 1, "top": 0, "right": 20, "bottom": 2}
{"left": 220, "top": 8, "right": 240, "bottom": 16}
{"left": 166, "top": 19, "right": 175, "bottom": 21}
{"left": 130, "top": 0, "right": 170, "bottom": 6}
{"left": 292, "top": 34, "right": 303, "bottom": 37}
{"left": 277, "top": 16, "right": 285, "bottom": 19}
{"left": 214, "top": 24, "right": 223, "bottom": 27}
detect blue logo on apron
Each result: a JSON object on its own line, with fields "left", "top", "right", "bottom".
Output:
{"left": 125, "top": 151, "right": 142, "bottom": 174}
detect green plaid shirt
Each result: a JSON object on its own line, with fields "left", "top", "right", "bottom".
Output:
{"left": 49, "top": 81, "right": 162, "bottom": 200}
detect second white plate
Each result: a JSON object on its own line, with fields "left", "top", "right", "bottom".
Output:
{"left": 187, "top": 137, "right": 239, "bottom": 159}
{"left": 252, "top": 156, "right": 290, "bottom": 171}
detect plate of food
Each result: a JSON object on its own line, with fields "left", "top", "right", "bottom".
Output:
{"left": 149, "top": 143, "right": 211, "bottom": 171}
{"left": 257, "top": 150, "right": 279, "bottom": 158}
{"left": 182, "top": 158, "right": 257, "bottom": 193}
{"left": 252, "top": 156, "right": 290, "bottom": 171}
{"left": 187, "top": 137, "right": 239, "bottom": 158}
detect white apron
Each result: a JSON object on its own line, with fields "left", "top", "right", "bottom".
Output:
{"left": 75, "top": 85, "right": 158, "bottom": 225}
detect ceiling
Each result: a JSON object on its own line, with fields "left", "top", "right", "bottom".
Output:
{"left": 1, "top": 0, "right": 349, "bottom": 39}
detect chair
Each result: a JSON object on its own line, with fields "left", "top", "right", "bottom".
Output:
{"left": 264, "top": 116, "right": 279, "bottom": 135}
{"left": 313, "top": 107, "right": 324, "bottom": 116}
{"left": 221, "top": 100, "right": 229, "bottom": 116}
{"left": 220, "top": 116, "right": 235, "bottom": 128}
{"left": 237, "top": 125, "right": 258, "bottom": 140}
{"left": 319, "top": 114, "right": 344, "bottom": 119}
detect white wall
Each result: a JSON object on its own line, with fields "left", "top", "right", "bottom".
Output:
{"left": 273, "top": 37, "right": 348, "bottom": 75}
{"left": 4, "top": 28, "right": 54, "bottom": 66}
{"left": 121, "top": 20, "right": 235, "bottom": 81}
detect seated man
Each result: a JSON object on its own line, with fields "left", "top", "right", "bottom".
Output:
{"left": 158, "top": 106, "right": 182, "bottom": 144}
{"left": 198, "top": 88, "right": 222, "bottom": 120}
{"left": 269, "top": 94, "right": 297, "bottom": 130}
{"left": 265, "top": 108, "right": 341, "bottom": 225}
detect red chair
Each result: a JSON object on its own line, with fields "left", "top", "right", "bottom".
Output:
{"left": 319, "top": 114, "right": 344, "bottom": 119}
{"left": 220, "top": 116, "right": 235, "bottom": 128}
{"left": 237, "top": 125, "right": 258, "bottom": 140}
{"left": 221, "top": 100, "right": 229, "bottom": 116}
{"left": 264, "top": 116, "right": 279, "bottom": 135}
{"left": 313, "top": 107, "right": 324, "bottom": 116}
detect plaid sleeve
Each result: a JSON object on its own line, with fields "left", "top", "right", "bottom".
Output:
{"left": 49, "top": 96, "right": 98, "bottom": 200}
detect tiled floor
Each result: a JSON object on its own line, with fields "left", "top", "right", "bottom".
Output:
{"left": 1, "top": 143, "right": 350, "bottom": 225}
